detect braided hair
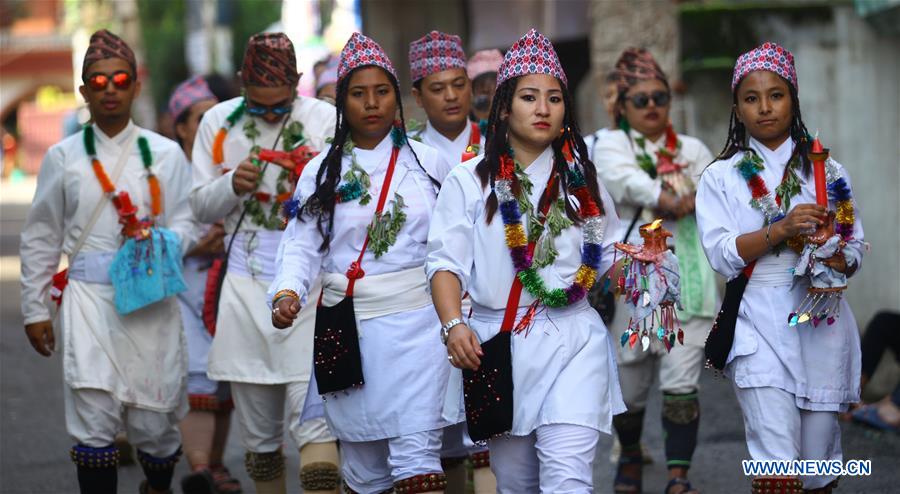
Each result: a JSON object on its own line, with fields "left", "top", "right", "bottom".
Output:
{"left": 475, "top": 76, "right": 605, "bottom": 224}
{"left": 714, "top": 75, "right": 812, "bottom": 177}
{"left": 300, "top": 66, "right": 434, "bottom": 253}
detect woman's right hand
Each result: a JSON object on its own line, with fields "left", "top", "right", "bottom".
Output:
{"left": 446, "top": 323, "right": 483, "bottom": 370}
{"left": 772, "top": 203, "right": 827, "bottom": 242}
{"left": 271, "top": 296, "right": 300, "bottom": 329}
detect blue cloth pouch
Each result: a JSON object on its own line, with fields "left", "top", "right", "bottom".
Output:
{"left": 108, "top": 227, "right": 186, "bottom": 314}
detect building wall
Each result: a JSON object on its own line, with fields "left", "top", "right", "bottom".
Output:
{"left": 583, "top": 0, "right": 680, "bottom": 132}
{"left": 681, "top": 6, "right": 900, "bottom": 328}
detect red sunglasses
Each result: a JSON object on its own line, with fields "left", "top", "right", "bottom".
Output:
{"left": 86, "top": 71, "right": 134, "bottom": 91}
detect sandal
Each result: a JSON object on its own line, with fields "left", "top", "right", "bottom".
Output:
{"left": 614, "top": 453, "right": 643, "bottom": 494}
{"left": 665, "top": 477, "right": 699, "bottom": 494}
{"left": 851, "top": 404, "right": 899, "bottom": 433}
{"left": 180, "top": 469, "right": 215, "bottom": 494}
{"left": 139, "top": 479, "right": 173, "bottom": 494}
{"left": 180, "top": 466, "right": 242, "bottom": 494}
{"left": 209, "top": 464, "right": 243, "bottom": 494}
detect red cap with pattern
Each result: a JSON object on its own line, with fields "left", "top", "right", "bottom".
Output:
{"left": 731, "top": 42, "right": 797, "bottom": 92}
{"left": 611, "top": 47, "right": 667, "bottom": 95}
{"left": 496, "top": 29, "right": 567, "bottom": 88}
{"left": 82, "top": 29, "right": 137, "bottom": 75}
{"left": 241, "top": 32, "right": 299, "bottom": 87}
{"left": 168, "top": 76, "right": 218, "bottom": 121}
{"left": 466, "top": 49, "right": 503, "bottom": 80}
{"left": 337, "top": 32, "right": 397, "bottom": 82}
{"left": 408, "top": 31, "right": 467, "bottom": 83}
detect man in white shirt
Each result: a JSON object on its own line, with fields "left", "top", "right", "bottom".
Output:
{"left": 409, "top": 31, "right": 484, "bottom": 169}
{"left": 20, "top": 29, "right": 196, "bottom": 494}
{"left": 190, "top": 32, "right": 338, "bottom": 494}
{"left": 407, "top": 30, "right": 496, "bottom": 494}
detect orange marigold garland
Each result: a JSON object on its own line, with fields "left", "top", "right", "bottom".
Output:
{"left": 84, "top": 126, "right": 161, "bottom": 224}
{"left": 211, "top": 100, "right": 246, "bottom": 167}
{"left": 91, "top": 159, "right": 115, "bottom": 193}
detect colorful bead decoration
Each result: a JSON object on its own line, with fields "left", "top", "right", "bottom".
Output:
{"left": 70, "top": 443, "right": 119, "bottom": 468}
{"left": 393, "top": 473, "right": 448, "bottom": 494}
{"left": 470, "top": 451, "right": 491, "bottom": 469}
{"left": 136, "top": 447, "right": 182, "bottom": 471}
{"left": 188, "top": 393, "right": 234, "bottom": 412}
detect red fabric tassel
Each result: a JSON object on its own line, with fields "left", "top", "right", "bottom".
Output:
{"left": 51, "top": 269, "right": 69, "bottom": 306}
{"left": 513, "top": 299, "right": 540, "bottom": 335}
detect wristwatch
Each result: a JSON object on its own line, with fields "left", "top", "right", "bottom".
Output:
{"left": 440, "top": 317, "right": 464, "bottom": 345}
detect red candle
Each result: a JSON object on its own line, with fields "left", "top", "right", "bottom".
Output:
{"left": 811, "top": 137, "right": 828, "bottom": 207}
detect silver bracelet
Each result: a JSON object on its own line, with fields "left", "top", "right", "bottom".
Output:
{"left": 440, "top": 317, "right": 464, "bottom": 345}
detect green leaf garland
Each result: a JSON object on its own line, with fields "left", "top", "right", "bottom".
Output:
{"left": 366, "top": 193, "right": 407, "bottom": 258}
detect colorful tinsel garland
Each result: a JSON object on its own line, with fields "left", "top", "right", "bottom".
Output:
{"left": 735, "top": 151, "right": 791, "bottom": 225}
{"left": 497, "top": 154, "right": 606, "bottom": 309}
{"left": 825, "top": 158, "right": 854, "bottom": 241}
{"left": 736, "top": 151, "right": 854, "bottom": 241}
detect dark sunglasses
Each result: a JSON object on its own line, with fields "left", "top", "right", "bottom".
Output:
{"left": 246, "top": 100, "right": 293, "bottom": 117}
{"left": 85, "top": 71, "right": 134, "bottom": 91}
{"left": 626, "top": 90, "right": 670, "bottom": 109}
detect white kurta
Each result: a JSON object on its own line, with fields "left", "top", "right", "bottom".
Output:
{"left": 594, "top": 127, "right": 718, "bottom": 364}
{"left": 585, "top": 127, "right": 613, "bottom": 162}
{"left": 593, "top": 128, "right": 713, "bottom": 243}
{"left": 178, "top": 252, "right": 216, "bottom": 393}
{"left": 412, "top": 120, "right": 483, "bottom": 169}
{"left": 20, "top": 121, "right": 197, "bottom": 412}
{"left": 425, "top": 147, "right": 627, "bottom": 435}
{"left": 190, "top": 96, "right": 335, "bottom": 384}
{"left": 270, "top": 134, "right": 453, "bottom": 441}
{"left": 695, "top": 136, "right": 865, "bottom": 411}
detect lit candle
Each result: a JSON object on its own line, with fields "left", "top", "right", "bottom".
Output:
{"left": 809, "top": 133, "right": 829, "bottom": 207}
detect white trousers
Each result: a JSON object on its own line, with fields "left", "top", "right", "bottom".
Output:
{"left": 341, "top": 429, "right": 443, "bottom": 493}
{"left": 230, "top": 381, "right": 334, "bottom": 453}
{"left": 734, "top": 384, "right": 841, "bottom": 489}
{"left": 440, "top": 422, "right": 488, "bottom": 458}
{"left": 489, "top": 424, "right": 600, "bottom": 494}
{"left": 65, "top": 387, "right": 182, "bottom": 457}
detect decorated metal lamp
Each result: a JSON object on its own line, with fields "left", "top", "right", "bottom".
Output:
{"left": 614, "top": 219, "right": 683, "bottom": 352}
{"left": 789, "top": 133, "right": 850, "bottom": 327}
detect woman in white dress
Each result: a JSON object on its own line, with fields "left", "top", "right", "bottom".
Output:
{"left": 269, "top": 32, "right": 451, "bottom": 494}
{"left": 426, "top": 29, "right": 625, "bottom": 493}
{"left": 696, "top": 42, "right": 865, "bottom": 494}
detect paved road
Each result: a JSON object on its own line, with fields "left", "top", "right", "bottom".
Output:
{"left": 2, "top": 189, "right": 897, "bottom": 493}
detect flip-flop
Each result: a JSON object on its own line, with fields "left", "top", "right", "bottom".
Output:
{"left": 851, "top": 405, "right": 899, "bottom": 433}
{"left": 665, "top": 477, "right": 699, "bottom": 494}
{"left": 614, "top": 454, "right": 643, "bottom": 494}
